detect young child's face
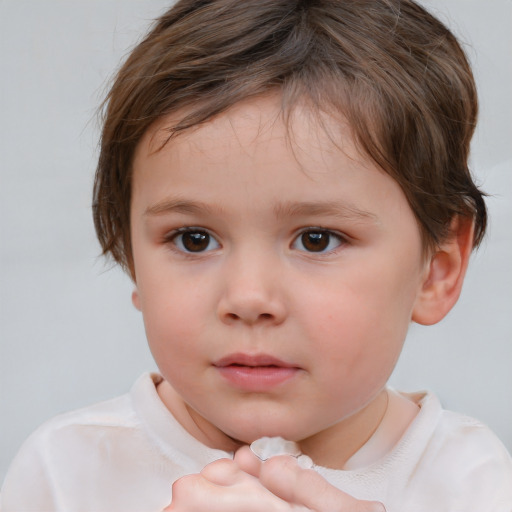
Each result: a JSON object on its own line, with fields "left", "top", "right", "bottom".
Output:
{"left": 130, "top": 93, "right": 429, "bottom": 450}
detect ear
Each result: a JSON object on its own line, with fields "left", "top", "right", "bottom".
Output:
{"left": 132, "top": 288, "right": 142, "bottom": 311}
{"left": 412, "top": 216, "right": 475, "bottom": 326}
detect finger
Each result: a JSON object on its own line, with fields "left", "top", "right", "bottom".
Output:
{"left": 200, "top": 458, "right": 248, "bottom": 486}
{"left": 260, "top": 456, "right": 386, "bottom": 512}
{"left": 168, "top": 469, "right": 306, "bottom": 512}
{"left": 234, "top": 445, "right": 263, "bottom": 477}
{"left": 167, "top": 473, "right": 207, "bottom": 512}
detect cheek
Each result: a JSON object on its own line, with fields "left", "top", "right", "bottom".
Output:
{"left": 138, "top": 278, "right": 208, "bottom": 355}
{"left": 298, "top": 269, "right": 413, "bottom": 372}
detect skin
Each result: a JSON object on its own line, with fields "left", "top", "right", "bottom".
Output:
{"left": 129, "top": 93, "right": 473, "bottom": 510}
{"left": 165, "top": 447, "right": 386, "bottom": 512}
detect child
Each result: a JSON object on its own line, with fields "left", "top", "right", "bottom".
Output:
{"left": 2, "top": 0, "right": 511, "bottom": 510}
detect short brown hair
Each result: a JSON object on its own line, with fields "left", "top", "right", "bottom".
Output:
{"left": 93, "top": 0, "right": 486, "bottom": 275}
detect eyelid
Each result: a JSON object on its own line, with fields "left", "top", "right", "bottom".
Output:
{"left": 164, "top": 226, "right": 221, "bottom": 254}
{"left": 291, "top": 227, "right": 348, "bottom": 254}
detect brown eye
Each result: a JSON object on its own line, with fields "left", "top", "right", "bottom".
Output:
{"left": 293, "top": 230, "right": 343, "bottom": 253}
{"left": 301, "top": 231, "right": 329, "bottom": 252}
{"left": 174, "top": 230, "right": 219, "bottom": 253}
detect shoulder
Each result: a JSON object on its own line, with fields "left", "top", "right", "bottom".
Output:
{"left": 402, "top": 391, "right": 512, "bottom": 510}
{"left": 15, "top": 385, "right": 139, "bottom": 452}
{"left": 0, "top": 388, "right": 135, "bottom": 465}
{"left": 417, "top": 392, "right": 511, "bottom": 470}
{"left": 0, "top": 375, "right": 154, "bottom": 511}
{"left": 3, "top": 373, "right": 165, "bottom": 467}
{"left": 14, "top": 372, "right": 162, "bottom": 443}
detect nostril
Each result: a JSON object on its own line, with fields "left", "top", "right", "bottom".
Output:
{"left": 222, "top": 311, "right": 274, "bottom": 324}
{"left": 218, "top": 294, "right": 286, "bottom": 325}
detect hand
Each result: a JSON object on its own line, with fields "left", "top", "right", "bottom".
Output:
{"left": 163, "top": 457, "right": 303, "bottom": 511}
{"left": 164, "top": 446, "right": 385, "bottom": 511}
{"left": 235, "top": 446, "right": 386, "bottom": 512}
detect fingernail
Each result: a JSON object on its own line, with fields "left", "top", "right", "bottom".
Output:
{"left": 296, "top": 454, "right": 314, "bottom": 469}
{"left": 250, "top": 436, "right": 301, "bottom": 461}
{"left": 369, "top": 502, "right": 386, "bottom": 512}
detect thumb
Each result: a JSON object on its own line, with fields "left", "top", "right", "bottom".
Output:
{"left": 260, "top": 455, "right": 386, "bottom": 512}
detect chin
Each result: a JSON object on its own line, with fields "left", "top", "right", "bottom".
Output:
{"left": 223, "top": 419, "right": 308, "bottom": 444}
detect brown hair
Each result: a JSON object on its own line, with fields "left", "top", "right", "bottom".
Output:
{"left": 93, "top": 0, "right": 486, "bottom": 275}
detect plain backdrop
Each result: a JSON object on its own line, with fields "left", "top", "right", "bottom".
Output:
{"left": 1, "top": 0, "right": 511, "bottom": 483}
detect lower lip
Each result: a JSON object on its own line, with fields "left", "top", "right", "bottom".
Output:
{"left": 216, "top": 365, "right": 299, "bottom": 391}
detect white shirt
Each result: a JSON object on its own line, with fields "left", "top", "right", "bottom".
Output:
{"left": 2, "top": 373, "right": 511, "bottom": 512}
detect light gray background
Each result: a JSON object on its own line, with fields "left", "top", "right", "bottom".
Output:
{"left": 1, "top": 0, "right": 511, "bottom": 483}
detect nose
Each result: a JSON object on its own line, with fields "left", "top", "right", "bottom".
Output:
{"left": 216, "top": 252, "right": 287, "bottom": 326}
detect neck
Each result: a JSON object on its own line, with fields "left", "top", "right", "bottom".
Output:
{"left": 157, "top": 379, "right": 242, "bottom": 452}
{"left": 157, "top": 379, "right": 403, "bottom": 469}
{"left": 298, "top": 389, "right": 389, "bottom": 469}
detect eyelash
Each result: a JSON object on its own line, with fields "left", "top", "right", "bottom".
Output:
{"left": 163, "top": 227, "right": 348, "bottom": 255}
{"left": 292, "top": 228, "right": 347, "bottom": 254}
{"left": 164, "top": 227, "right": 220, "bottom": 255}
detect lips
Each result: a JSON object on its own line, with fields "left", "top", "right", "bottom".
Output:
{"left": 214, "top": 353, "right": 297, "bottom": 368}
{"left": 213, "top": 353, "right": 301, "bottom": 391}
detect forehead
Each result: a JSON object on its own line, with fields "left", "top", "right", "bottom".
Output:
{"left": 140, "top": 93, "right": 362, "bottom": 169}
{"left": 131, "top": 93, "right": 410, "bottom": 225}
{"left": 130, "top": 93, "right": 426, "bottom": 265}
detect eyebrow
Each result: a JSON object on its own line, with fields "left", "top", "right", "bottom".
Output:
{"left": 144, "top": 197, "right": 378, "bottom": 223}
{"left": 144, "top": 198, "right": 223, "bottom": 217}
{"left": 273, "top": 201, "right": 378, "bottom": 223}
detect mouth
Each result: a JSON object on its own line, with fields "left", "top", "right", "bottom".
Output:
{"left": 214, "top": 353, "right": 297, "bottom": 368}
{"left": 213, "top": 353, "right": 301, "bottom": 391}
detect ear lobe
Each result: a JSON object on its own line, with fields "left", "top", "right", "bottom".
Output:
{"left": 412, "top": 217, "right": 475, "bottom": 326}
{"left": 132, "top": 288, "right": 142, "bottom": 311}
